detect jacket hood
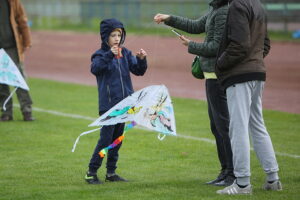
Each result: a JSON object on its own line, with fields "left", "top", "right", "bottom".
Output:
{"left": 100, "top": 18, "right": 126, "bottom": 50}
{"left": 209, "top": 0, "right": 229, "bottom": 8}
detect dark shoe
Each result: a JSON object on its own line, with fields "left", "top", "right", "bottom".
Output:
{"left": 206, "top": 171, "right": 226, "bottom": 185}
{"left": 0, "top": 114, "right": 13, "bottom": 121}
{"left": 23, "top": 112, "right": 35, "bottom": 121}
{"left": 263, "top": 180, "right": 282, "bottom": 191}
{"left": 85, "top": 171, "right": 103, "bottom": 184}
{"left": 105, "top": 174, "right": 128, "bottom": 182}
{"left": 214, "top": 175, "right": 236, "bottom": 186}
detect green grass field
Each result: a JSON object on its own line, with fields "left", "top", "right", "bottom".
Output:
{"left": 0, "top": 78, "right": 299, "bottom": 200}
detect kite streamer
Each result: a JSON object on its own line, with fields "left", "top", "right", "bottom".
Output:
{"left": 71, "top": 127, "right": 102, "bottom": 152}
{"left": 98, "top": 121, "right": 137, "bottom": 158}
{"left": 2, "top": 87, "right": 18, "bottom": 111}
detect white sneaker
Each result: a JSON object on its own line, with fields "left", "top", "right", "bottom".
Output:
{"left": 217, "top": 181, "right": 252, "bottom": 195}
{"left": 263, "top": 180, "right": 282, "bottom": 191}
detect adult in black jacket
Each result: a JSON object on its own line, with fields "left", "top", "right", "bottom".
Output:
{"left": 215, "top": 0, "right": 282, "bottom": 195}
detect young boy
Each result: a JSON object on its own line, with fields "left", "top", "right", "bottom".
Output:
{"left": 85, "top": 18, "right": 147, "bottom": 184}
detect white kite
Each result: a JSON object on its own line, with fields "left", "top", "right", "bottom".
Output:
{"left": 72, "top": 85, "right": 176, "bottom": 157}
{"left": 0, "top": 48, "right": 29, "bottom": 110}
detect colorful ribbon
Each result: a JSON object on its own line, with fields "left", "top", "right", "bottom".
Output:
{"left": 98, "top": 121, "right": 137, "bottom": 158}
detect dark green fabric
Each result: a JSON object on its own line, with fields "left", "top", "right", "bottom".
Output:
{"left": 191, "top": 56, "right": 204, "bottom": 79}
{"left": 0, "top": 0, "right": 16, "bottom": 48}
{"left": 165, "top": 0, "right": 228, "bottom": 73}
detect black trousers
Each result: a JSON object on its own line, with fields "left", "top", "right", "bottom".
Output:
{"left": 88, "top": 122, "right": 125, "bottom": 174}
{"left": 206, "top": 79, "right": 233, "bottom": 174}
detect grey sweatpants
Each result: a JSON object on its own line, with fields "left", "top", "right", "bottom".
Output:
{"left": 226, "top": 81, "right": 279, "bottom": 185}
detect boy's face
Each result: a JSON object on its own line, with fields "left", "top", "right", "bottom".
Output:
{"left": 108, "top": 30, "right": 122, "bottom": 47}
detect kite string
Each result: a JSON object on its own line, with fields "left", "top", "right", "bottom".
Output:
{"left": 3, "top": 87, "right": 18, "bottom": 111}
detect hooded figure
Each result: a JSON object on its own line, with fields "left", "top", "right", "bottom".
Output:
{"left": 91, "top": 18, "right": 147, "bottom": 113}
{"left": 86, "top": 18, "right": 147, "bottom": 184}
{"left": 100, "top": 18, "right": 126, "bottom": 51}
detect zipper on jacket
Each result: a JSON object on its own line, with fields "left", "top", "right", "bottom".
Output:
{"left": 107, "top": 85, "right": 111, "bottom": 103}
{"left": 117, "top": 59, "right": 125, "bottom": 98}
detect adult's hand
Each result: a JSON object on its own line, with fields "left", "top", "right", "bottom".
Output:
{"left": 154, "top": 13, "right": 170, "bottom": 24}
{"left": 23, "top": 45, "right": 31, "bottom": 52}
{"left": 179, "top": 35, "right": 191, "bottom": 46}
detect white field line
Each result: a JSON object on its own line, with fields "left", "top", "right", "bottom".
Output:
{"left": 18, "top": 105, "right": 300, "bottom": 159}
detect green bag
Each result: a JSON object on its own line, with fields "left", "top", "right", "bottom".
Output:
{"left": 191, "top": 56, "right": 204, "bottom": 79}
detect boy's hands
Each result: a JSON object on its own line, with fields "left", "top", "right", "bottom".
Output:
{"left": 136, "top": 49, "right": 147, "bottom": 60}
{"left": 112, "top": 46, "right": 146, "bottom": 59}
{"left": 154, "top": 13, "right": 170, "bottom": 24}
{"left": 111, "top": 45, "right": 121, "bottom": 56}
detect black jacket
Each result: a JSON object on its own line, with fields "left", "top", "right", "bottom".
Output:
{"left": 215, "top": 0, "right": 270, "bottom": 89}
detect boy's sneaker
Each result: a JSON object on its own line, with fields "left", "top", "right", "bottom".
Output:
{"left": 263, "top": 180, "right": 282, "bottom": 191}
{"left": 105, "top": 174, "right": 128, "bottom": 182}
{"left": 217, "top": 181, "right": 252, "bottom": 195}
{"left": 85, "top": 171, "right": 103, "bottom": 184}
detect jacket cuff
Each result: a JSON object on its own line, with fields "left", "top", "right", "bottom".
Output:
{"left": 137, "top": 56, "right": 147, "bottom": 65}
{"left": 164, "top": 15, "right": 176, "bottom": 26}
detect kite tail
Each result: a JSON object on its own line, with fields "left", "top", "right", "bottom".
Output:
{"left": 98, "top": 121, "right": 137, "bottom": 158}
{"left": 99, "top": 135, "right": 125, "bottom": 158}
{"left": 3, "top": 87, "right": 18, "bottom": 111}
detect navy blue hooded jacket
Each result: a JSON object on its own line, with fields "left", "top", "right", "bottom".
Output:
{"left": 91, "top": 18, "right": 147, "bottom": 112}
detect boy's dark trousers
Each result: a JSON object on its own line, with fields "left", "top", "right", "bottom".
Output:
{"left": 205, "top": 79, "right": 233, "bottom": 175}
{"left": 88, "top": 122, "right": 125, "bottom": 174}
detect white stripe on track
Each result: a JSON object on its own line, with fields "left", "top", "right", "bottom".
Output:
{"left": 24, "top": 105, "right": 300, "bottom": 159}
{"left": 32, "top": 106, "right": 96, "bottom": 121}
{"left": 176, "top": 134, "right": 300, "bottom": 159}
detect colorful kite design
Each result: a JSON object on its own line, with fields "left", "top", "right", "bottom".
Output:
{"left": 72, "top": 85, "right": 176, "bottom": 157}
